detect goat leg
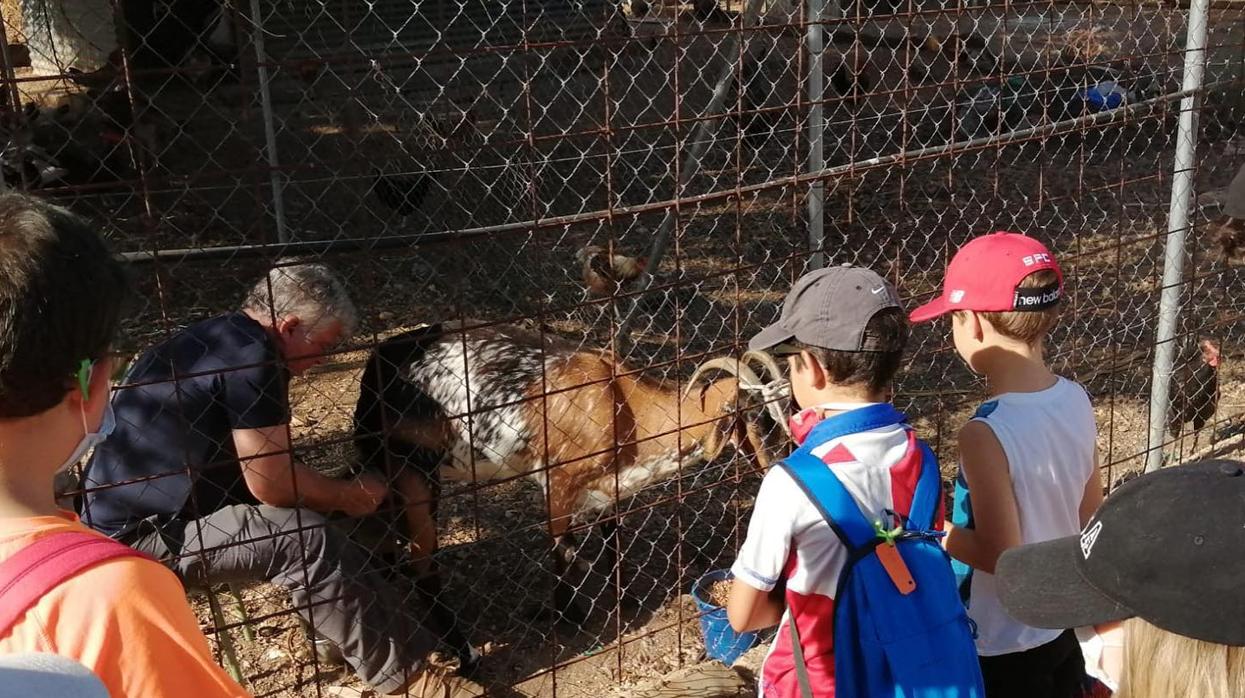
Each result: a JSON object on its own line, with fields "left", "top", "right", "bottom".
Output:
{"left": 412, "top": 570, "right": 481, "bottom": 676}
{"left": 551, "top": 530, "right": 593, "bottom": 624}
{"left": 396, "top": 472, "right": 479, "bottom": 675}
{"left": 598, "top": 519, "right": 639, "bottom": 613}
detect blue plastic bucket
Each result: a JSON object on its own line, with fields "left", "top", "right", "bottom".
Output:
{"left": 692, "top": 569, "right": 760, "bottom": 665}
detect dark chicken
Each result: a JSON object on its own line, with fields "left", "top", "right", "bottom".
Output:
{"left": 1168, "top": 338, "right": 1221, "bottom": 452}
{"left": 370, "top": 168, "right": 435, "bottom": 216}
{"left": 830, "top": 60, "right": 872, "bottom": 102}
{"left": 732, "top": 58, "right": 780, "bottom": 150}
{"left": 1213, "top": 216, "right": 1245, "bottom": 260}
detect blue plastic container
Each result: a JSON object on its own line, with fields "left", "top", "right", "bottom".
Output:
{"left": 1080, "top": 81, "right": 1132, "bottom": 112}
{"left": 692, "top": 569, "right": 760, "bottom": 665}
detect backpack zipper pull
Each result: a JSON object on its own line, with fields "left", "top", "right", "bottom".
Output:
{"left": 873, "top": 519, "right": 917, "bottom": 595}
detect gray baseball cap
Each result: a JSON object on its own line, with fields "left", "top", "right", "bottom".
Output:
{"left": 749, "top": 264, "right": 903, "bottom": 353}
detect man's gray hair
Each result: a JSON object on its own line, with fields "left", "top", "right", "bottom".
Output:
{"left": 243, "top": 260, "right": 358, "bottom": 335}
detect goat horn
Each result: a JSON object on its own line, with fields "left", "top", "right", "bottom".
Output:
{"left": 740, "top": 350, "right": 784, "bottom": 384}
{"left": 738, "top": 350, "right": 792, "bottom": 436}
{"left": 681, "top": 356, "right": 765, "bottom": 403}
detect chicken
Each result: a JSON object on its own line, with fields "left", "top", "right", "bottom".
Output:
{"left": 1215, "top": 216, "right": 1245, "bottom": 260}
{"left": 371, "top": 168, "right": 435, "bottom": 216}
{"left": 830, "top": 60, "right": 871, "bottom": 102}
{"left": 577, "top": 245, "right": 648, "bottom": 297}
{"left": 731, "top": 58, "right": 782, "bottom": 150}
{"left": 691, "top": 0, "right": 727, "bottom": 21}
{"left": 1168, "top": 338, "right": 1221, "bottom": 453}
{"left": 66, "top": 50, "right": 124, "bottom": 90}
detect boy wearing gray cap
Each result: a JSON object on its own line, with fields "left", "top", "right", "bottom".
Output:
{"left": 726, "top": 265, "right": 982, "bottom": 698}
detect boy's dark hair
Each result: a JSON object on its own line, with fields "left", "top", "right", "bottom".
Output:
{"left": 970, "top": 269, "right": 1061, "bottom": 344}
{"left": 788, "top": 307, "right": 909, "bottom": 393}
{"left": 0, "top": 194, "right": 128, "bottom": 418}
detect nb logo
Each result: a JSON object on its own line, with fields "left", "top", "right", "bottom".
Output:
{"left": 1080, "top": 520, "right": 1103, "bottom": 559}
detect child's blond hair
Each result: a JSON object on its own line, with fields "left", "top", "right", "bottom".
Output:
{"left": 1116, "top": 618, "right": 1245, "bottom": 698}
{"left": 957, "top": 269, "right": 1061, "bottom": 344}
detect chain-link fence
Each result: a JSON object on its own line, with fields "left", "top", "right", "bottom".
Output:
{"left": 4, "top": 0, "right": 1244, "bottom": 694}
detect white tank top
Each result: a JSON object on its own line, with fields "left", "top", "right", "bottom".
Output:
{"left": 952, "top": 376, "right": 1098, "bottom": 656}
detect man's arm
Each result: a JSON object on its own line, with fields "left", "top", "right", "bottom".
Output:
{"left": 945, "top": 420, "right": 1022, "bottom": 575}
{"left": 233, "top": 426, "right": 386, "bottom": 516}
{"left": 727, "top": 579, "right": 786, "bottom": 633}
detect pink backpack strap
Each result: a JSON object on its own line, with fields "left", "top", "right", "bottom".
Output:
{"left": 0, "top": 531, "right": 152, "bottom": 637}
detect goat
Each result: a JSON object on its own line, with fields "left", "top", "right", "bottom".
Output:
{"left": 353, "top": 320, "right": 789, "bottom": 621}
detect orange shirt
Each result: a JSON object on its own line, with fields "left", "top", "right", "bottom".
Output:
{"left": 0, "top": 512, "right": 248, "bottom": 698}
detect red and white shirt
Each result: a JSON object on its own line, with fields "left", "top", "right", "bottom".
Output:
{"left": 730, "top": 405, "right": 945, "bottom": 698}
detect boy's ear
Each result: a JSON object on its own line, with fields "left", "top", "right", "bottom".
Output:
{"left": 965, "top": 310, "right": 985, "bottom": 342}
{"left": 799, "top": 350, "right": 827, "bottom": 390}
{"left": 66, "top": 356, "right": 114, "bottom": 411}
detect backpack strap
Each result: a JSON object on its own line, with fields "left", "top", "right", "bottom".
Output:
{"left": 782, "top": 449, "right": 876, "bottom": 550}
{"left": 0, "top": 532, "right": 149, "bottom": 637}
{"left": 778, "top": 449, "right": 880, "bottom": 698}
{"left": 908, "top": 439, "right": 942, "bottom": 531}
{"left": 788, "top": 615, "right": 815, "bottom": 698}
{"left": 778, "top": 416, "right": 942, "bottom": 698}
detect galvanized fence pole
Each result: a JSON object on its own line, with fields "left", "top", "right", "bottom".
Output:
{"left": 248, "top": 0, "right": 290, "bottom": 244}
{"left": 1145, "top": 0, "right": 1212, "bottom": 473}
{"left": 806, "top": 0, "right": 826, "bottom": 269}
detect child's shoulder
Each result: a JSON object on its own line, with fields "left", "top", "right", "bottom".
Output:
{"left": 971, "top": 376, "right": 1092, "bottom": 419}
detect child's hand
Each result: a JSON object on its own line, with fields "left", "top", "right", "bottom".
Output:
{"left": 940, "top": 523, "right": 955, "bottom": 548}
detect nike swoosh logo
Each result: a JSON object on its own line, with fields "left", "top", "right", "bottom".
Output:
{"left": 871, "top": 286, "right": 886, "bottom": 295}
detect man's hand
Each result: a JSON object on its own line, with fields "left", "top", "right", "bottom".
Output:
{"left": 337, "top": 472, "right": 389, "bottom": 517}
{"left": 236, "top": 425, "right": 392, "bottom": 515}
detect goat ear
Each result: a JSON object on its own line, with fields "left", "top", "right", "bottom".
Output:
{"left": 730, "top": 417, "right": 771, "bottom": 476}
{"left": 696, "top": 383, "right": 722, "bottom": 412}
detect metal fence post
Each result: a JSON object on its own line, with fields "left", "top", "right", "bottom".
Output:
{"left": 806, "top": 0, "right": 826, "bottom": 270}
{"left": 614, "top": 0, "right": 767, "bottom": 352}
{"left": 1145, "top": 0, "right": 1211, "bottom": 473}
{"left": 248, "top": 0, "right": 289, "bottom": 244}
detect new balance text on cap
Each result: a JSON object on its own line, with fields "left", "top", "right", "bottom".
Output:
{"left": 909, "top": 232, "right": 1064, "bottom": 323}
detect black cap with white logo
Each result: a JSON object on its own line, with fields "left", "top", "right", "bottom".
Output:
{"left": 749, "top": 265, "right": 903, "bottom": 353}
{"left": 997, "top": 459, "right": 1245, "bottom": 646}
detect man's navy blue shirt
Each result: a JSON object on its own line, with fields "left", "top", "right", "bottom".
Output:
{"left": 83, "top": 312, "right": 290, "bottom": 538}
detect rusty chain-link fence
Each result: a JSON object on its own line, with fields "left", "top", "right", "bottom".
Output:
{"left": 4, "top": 0, "right": 1245, "bottom": 695}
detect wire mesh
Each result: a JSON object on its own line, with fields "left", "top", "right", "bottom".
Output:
{"left": 6, "top": 0, "right": 1245, "bottom": 695}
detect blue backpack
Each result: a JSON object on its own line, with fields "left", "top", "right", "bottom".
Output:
{"left": 779, "top": 404, "right": 984, "bottom": 698}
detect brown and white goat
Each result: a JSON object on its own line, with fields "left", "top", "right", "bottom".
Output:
{"left": 353, "top": 320, "right": 789, "bottom": 620}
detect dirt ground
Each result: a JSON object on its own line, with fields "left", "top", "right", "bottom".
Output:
{"left": 17, "top": 1, "right": 1245, "bottom": 696}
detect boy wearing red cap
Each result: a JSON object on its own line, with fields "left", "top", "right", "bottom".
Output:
{"left": 910, "top": 232, "right": 1105, "bottom": 698}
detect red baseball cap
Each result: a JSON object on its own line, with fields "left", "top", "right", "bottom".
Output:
{"left": 909, "top": 232, "right": 1064, "bottom": 323}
